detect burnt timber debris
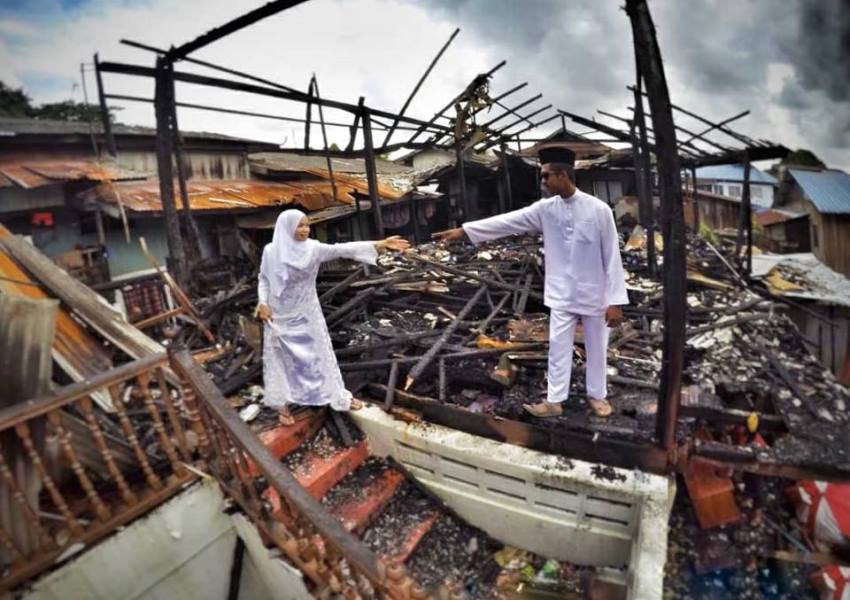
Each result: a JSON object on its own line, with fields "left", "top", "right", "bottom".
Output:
{"left": 2, "top": 0, "right": 850, "bottom": 597}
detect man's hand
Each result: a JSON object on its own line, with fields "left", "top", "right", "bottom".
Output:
{"left": 255, "top": 303, "right": 272, "bottom": 322}
{"left": 432, "top": 227, "right": 466, "bottom": 243}
{"left": 605, "top": 305, "right": 623, "bottom": 328}
{"left": 376, "top": 235, "right": 411, "bottom": 252}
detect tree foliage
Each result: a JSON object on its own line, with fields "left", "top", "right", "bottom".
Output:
{"left": 0, "top": 80, "right": 119, "bottom": 122}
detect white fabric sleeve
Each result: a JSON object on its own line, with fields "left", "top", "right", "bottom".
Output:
{"left": 315, "top": 241, "right": 378, "bottom": 265}
{"left": 462, "top": 203, "right": 542, "bottom": 245}
{"left": 257, "top": 248, "right": 270, "bottom": 305}
{"left": 600, "top": 207, "right": 629, "bottom": 306}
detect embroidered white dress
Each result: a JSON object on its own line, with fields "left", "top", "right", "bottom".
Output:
{"left": 257, "top": 241, "right": 377, "bottom": 410}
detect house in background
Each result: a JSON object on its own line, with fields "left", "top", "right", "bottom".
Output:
{"left": 696, "top": 163, "right": 777, "bottom": 208}
{"left": 775, "top": 166, "right": 850, "bottom": 278}
{"left": 0, "top": 117, "right": 277, "bottom": 281}
{"left": 755, "top": 208, "right": 810, "bottom": 253}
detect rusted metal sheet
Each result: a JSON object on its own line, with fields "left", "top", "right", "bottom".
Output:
{"left": 82, "top": 178, "right": 366, "bottom": 213}
{"left": 0, "top": 159, "right": 144, "bottom": 190}
{"left": 0, "top": 225, "right": 113, "bottom": 386}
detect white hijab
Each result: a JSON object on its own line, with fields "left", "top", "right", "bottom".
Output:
{"left": 262, "top": 209, "right": 318, "bottom": 298}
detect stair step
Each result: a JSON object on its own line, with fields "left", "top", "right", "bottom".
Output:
{"left": 361, "top": 482, "right": 441, "bottom": 566}
{"left": 327, "top": 466, "right": 406, "bottom": 533}
{"left": 385, "top": 511, "right": 439, "bottom": 565}
{"left": 247, "top": 412, "right": 325, "bottom": 477}
{"left": 265, "top": 439, "right": 370, "bottom": 522}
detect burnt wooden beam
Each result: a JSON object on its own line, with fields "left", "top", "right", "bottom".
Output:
{"left": 311, "top": 76, "right": 339, "bottom": 204}
{"left": 98, "top": 61, "right": 454, "bottom": 133}
{"left": 404, "top": 285, "right": 488, "bottom": 390}
{"left": 454, "top": 141, "right": 468, "bottom": 223}
{"left": 408, "top": 254, "right": 544, "bottom": 301}
{"left": 493, "top": 104, "right": 553, "bottom": 135}
{"left": 498, "top": 143, "right": 513, "bottom": 212}
{"left": 407, "top": 60, "right": 506, "bottom": 145}
{"left": 334, "top": 330, "right": 441, "bottom": 358}
{"left": 93, "top": 53, "right": 117, "bottom": 157}
{"left": 346, "top": 96, "right": 365, "bottom": 153}
{"left": 361, "top": 108, "right": 384, "bottom": 238}
{"left": 304, "top": 76, "right": 314, "bottom": 151}
{"left": 480, "top": 94, "right": 542, "bottom": 129}
{"left": 630, "top": 76, "right": 656, "bottom": 276}
{"left": 680, "top": 110, "right": 750, "bottom": 148}
{"left": 383, "top": 27, "right": 459, "bottom": 147}
{"left": 153, "top": 57, "right": 187, "bottom": 286}
{"left": 479, "top": 113, "right": 560, "bottom": 151}
{"left": 626, "top": 0, "right": 687, "bottom": 453}
{"left": 166, "top": 0, "right": 310, "bottom": 61}
{"left": 121, "top": 39, "right": 300, "bottom": 94}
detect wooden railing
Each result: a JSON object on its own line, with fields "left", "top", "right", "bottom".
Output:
{"left": 0, "top": 353, "right": 198, "bottom": 592}
{"left": 171, "top": 349, "right": 427, "bottom": 599}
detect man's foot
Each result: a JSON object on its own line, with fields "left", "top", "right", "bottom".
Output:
{"left": 588, "top": 398, "right": 613, "bottom": 417}
{"left": 333, "top": 398, "right": 364, "bottom": 412}
{"left": 277, "top": 407, "right": 295, "bottom": 426}
{"left": 523, "top": 402, "right": 563, "bottom": 418}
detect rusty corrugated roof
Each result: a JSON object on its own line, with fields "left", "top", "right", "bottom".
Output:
{"left": 0, "top": 224, "right": 113, "bottom": 380}
{"left": 0, "top": 158, "right": 146, "bottom": 189}
{"left": 83, "top": 171, "right": 406, "bottom": 215}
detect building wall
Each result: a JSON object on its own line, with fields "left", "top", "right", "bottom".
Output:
{"left": 789, "top": 304, "right": 850, "bottom": 376}
{"left": 808, "top": 203, "right": 850, "bottom": 278}
{"left": 3, "top": 206, "right": 170, "bottom": 278}
{"left": 686, "top": 192, "right": 742, "bottom": 231}
{"left": 117, "top": 150, "right": 250, "bottom": 181}
{"left": 697, "top": 180, "right": 775, "bottom": 207}
{"left": 0, "top": 184, "right": 66, "bottom": 215}
{"left": 759, "top": 218, "right": 811, "bottom": 253}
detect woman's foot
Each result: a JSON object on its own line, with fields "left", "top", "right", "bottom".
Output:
{"left": 277, "top": 407, "right": 295, "bottom": 426}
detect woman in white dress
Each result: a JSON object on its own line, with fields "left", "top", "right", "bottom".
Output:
{"left": 256, "top": 209, "right": 409, "bottom": 424}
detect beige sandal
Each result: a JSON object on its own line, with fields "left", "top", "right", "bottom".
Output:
{"left": 588, "top": 398, "right": 613, "bottom": 418}
{"left": 277, "top": 407, "right": 295, "bottom": 426}
{"left": 522, "top": 402, "right": 563, "bottom": 418}
{"left": 349, "top": 398, "right": 363, "bottom": 411}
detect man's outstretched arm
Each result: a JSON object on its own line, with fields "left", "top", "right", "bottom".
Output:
{"left": 433, "top": 204, "right": 542, "bottom": 245}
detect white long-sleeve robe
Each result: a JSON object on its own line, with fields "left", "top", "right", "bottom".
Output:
{"left": 258, "top": 241, "right": 377, "bottom": 409}
{"left": 463, "top": 190, "right": 628, "bottom": 403}
{"left": 463, "top": 190, "right": 628, "bottom": 315}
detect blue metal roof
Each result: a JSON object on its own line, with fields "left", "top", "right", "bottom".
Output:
{"left": 695, "top": 164, "right": 778, "bottom": 185}
{"left": 789, "top": 169, "right": 850, "bottom": 215}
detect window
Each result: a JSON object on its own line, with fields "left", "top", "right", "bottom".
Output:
{"left": 751, "top": 186, "right": 763, "bottom": 198}
{"left": 727, "top": 184, "right": 742, "bottom": 197}
{"left": 712, "top": 184, "right": 723, "bottom": 195}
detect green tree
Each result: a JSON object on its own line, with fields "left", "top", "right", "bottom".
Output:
{"left": 0, "top": 81, "right": 34, "bottom": 117}
{"left": 32, "top": 100, "right": 113, "bottom": 123}
{"left": 781, "top": 148, "right": 826, "bottom": 169}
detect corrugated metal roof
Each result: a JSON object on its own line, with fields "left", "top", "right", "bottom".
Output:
{"left": 249, "top": 152, "right": 413, "bottom": 175}
{"left": 696, "top": 164, "right": 778, "bottom": 185}
{"left": 0, "top": 117, "right": 269, "bottom": 145}
{"left": 755, "top": 208, "right": 807, "bottom": 227}
{"left": 83, "top": 170, "right": 405, "bottom": 214}
{"left": 789, "top": 168, "right": 850, "bottom": 214}
{"left": 0, "top": 158, "right": 147, "bottom": 189}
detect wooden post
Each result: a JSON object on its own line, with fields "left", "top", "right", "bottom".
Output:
{"left": 626, "top": 0, "right": 687, "bottom": 454}
{"left": 632, "top": 72, "right": 656, "bottom": 276}
{"left": 735, "top": 153, "right": 752, "bottom": 278}
{"left": 499, "top": 142, "right": 513, "bottom": 213}
{"left": 154, "top": 57, "right": 187, "bottom": 285}
{"left": 311, "top": 76, "right": 339, "bottom": 206}
{"left": 167, "top": 75, "right": 202, "bottom": 264}
{"left": 410, "top": 194, "right": 421, "bottom": 244}
{"left": 304, "top": 77, "right": 313, "bottom": 151}
{"left": 93, "top": 53, "right": 117, "bottom": 158}
{"left": 455, "top": 141, "right": 468, "bottom": 222}
{"left": 361, "top": 107, "right": 384, "bottom": 238}
{"left": 691, "top": 164, "right": 700, "bottom": 233}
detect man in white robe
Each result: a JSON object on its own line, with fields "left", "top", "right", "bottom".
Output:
{"left": 433, "top": 147, "right": 628, "bottom": 417}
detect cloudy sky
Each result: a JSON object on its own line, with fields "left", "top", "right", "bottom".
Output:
{"left": 2, "top": 0, "right": 848, "bottom": 169}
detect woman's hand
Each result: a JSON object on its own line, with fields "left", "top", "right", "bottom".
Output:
{"left": 255, "top": 303, "right": 272, "bottom": 322}
{"left": 376, "top": 235, "right": 411, "bottom": 253}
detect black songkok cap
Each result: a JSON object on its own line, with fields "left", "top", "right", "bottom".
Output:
{"left": 538, "top": 146, "right": 576, "bottom": 167}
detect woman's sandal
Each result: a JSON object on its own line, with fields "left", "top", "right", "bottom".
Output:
{"left": 349, "top": 398, "right": 363, "bottom": 411}
{"left": 277, "top": 408, "right": 296, "bottom": 426}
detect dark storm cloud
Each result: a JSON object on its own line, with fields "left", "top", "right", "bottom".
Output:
{"left": 414, "top": 0, "right": 850, "bottom": 161}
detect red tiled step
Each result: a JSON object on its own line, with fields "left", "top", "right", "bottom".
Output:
{"left": 384, "top": 511, "right": 439, "bottom": 566}
{"left": 266, "top": 440, "right": 370, "bottom": 522}
{"left": 329, "top": 468, "right": 406, "bottom": 533}
{"left": 246, "top": 413, "right": 325, "bottom": 477}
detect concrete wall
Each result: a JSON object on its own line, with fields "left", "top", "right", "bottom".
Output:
{"left": 24, "top": 481, "right": 311, "bottom": 600}
{"left": 0, "top": 184, "right": 66, "bottom": 215}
